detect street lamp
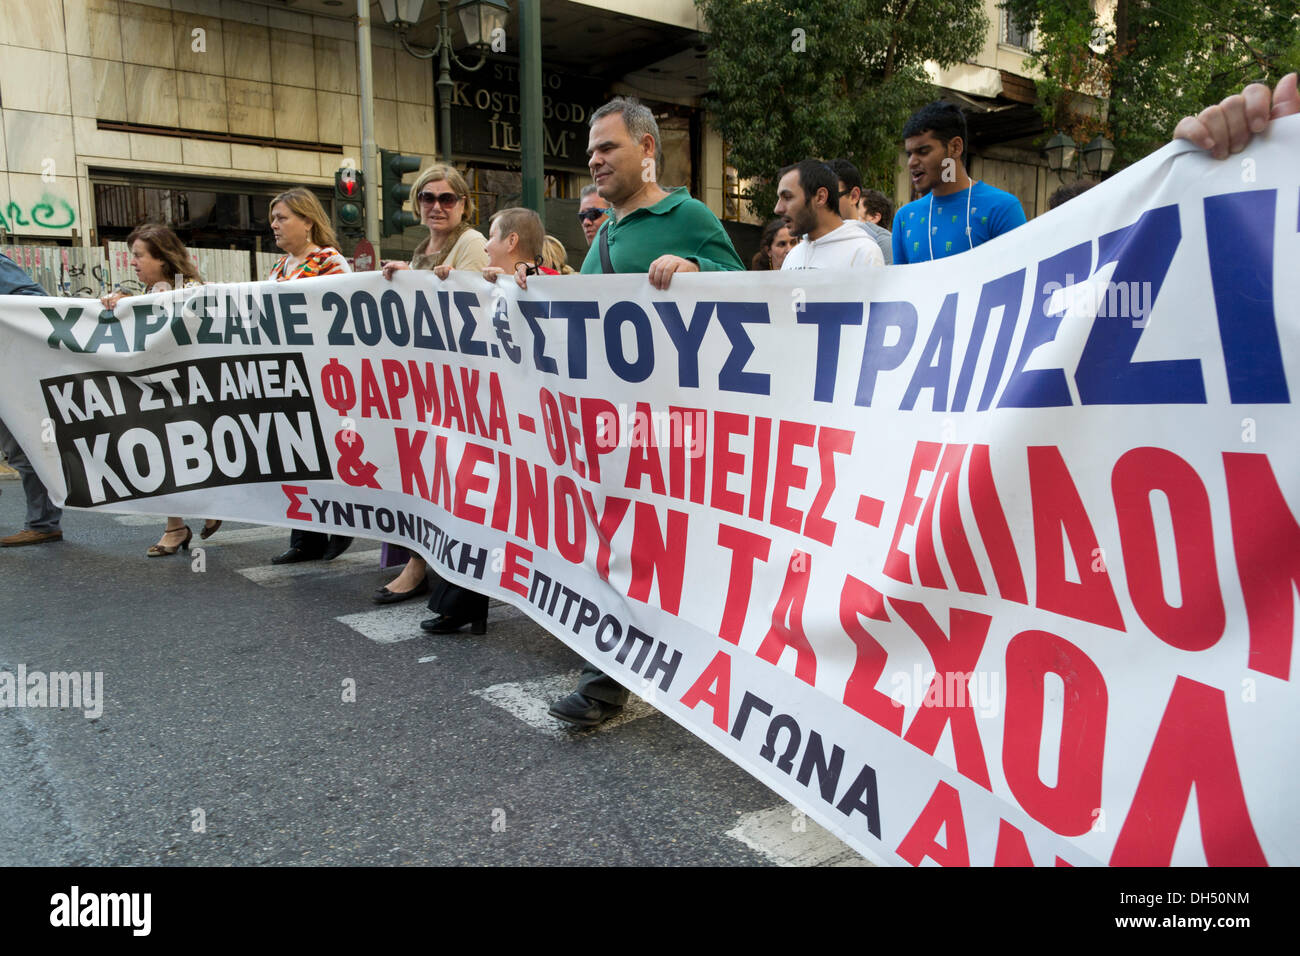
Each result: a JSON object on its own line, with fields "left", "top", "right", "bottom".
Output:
{"left": 1044, "top": 131, "right": 1116, "bottom": 179}
{"left": 378, "top": 0, "right": 510, "bottom": 163}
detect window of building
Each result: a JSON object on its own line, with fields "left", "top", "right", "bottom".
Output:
{"left": 1002, "top": 9, "right": 1037, "bottom": 50}
{"left": 723, "top": 161, "right": 743, "bottom": 222}
{"left": 461, "top": 167, "right": 574, "bottom": 228}
{"left": 721, "top": 143, "right": 762, "bottom": 224}
{"left": 90, "top": 176, "right": 332, "bottom": 253}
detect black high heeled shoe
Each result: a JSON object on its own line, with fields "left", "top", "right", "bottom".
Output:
{"left": 419, "top": 611, "right": 487, "bottom": 635}
{"left": 147, "top": 525, "right": 192, "bottom": 557}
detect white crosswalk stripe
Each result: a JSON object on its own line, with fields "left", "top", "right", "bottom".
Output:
{"left": 335, "top": 603, "right": 428, "bottom": 643}
{"left": 236, "top": 548, "right": 383, "bottom": 586}
{"left": 725, "top": 804, "right": 872, "bottom": 866}
{"left": 113, "top": 516, "right": 287, "bottom": 546}
{"left": 471, "top": 670, "right": 658, "bottom": 739}
{"left": 190, "top": 526, "right": 286, "bottom": 546}
{"left": 113, "top": 514, "right": 172, "bottom": 526}
{"left": 334, "top": 597, "right": 527, "bottom": 643}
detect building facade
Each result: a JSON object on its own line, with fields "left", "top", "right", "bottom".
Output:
{"left": 0, "top": 0, "right": 1093, "bottom": 275}
{"left": 0, "top": 0, "right": 729, "bottom": 266}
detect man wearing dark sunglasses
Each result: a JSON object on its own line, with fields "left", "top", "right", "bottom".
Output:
{"left": 577, "top": 183, "right": 612, "bottom": 246}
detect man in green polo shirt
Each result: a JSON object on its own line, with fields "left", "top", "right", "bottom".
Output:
{"left": 549, "top": 96, "right": 744, "bottom": 728}
{"left": 579, "top": 97, "right": 745, "bottom": 284}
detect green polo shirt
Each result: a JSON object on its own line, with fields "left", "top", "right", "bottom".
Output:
{"left": 580, "top": 187, "right": 745, "bottom": 274}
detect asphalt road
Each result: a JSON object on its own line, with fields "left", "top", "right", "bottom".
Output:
{"left": 0, "top": 479, "right": 868, "bottom": 866}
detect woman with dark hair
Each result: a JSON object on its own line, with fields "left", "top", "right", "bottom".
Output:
{"left": 750, "top": 218, "right": 798, "bottom": 270}
{"left": 265, "top": 188, "right": 355, "bottom": 565}
{"left": 101, "top": 223, "right": 202, "bottom": 308}
{"left": 100, "top": 224, "right": 218, "bottom": 556}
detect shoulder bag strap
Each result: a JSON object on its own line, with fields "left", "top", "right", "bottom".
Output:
{"left": 598, "top": 222, "right": 615, "bottom": 274}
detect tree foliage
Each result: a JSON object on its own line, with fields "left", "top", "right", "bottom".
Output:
{"left": 697, "top": 0, "right": 989, "bottom": 216}
{"left": 1003, "top": 0, "right": 1300, "bottom": 167}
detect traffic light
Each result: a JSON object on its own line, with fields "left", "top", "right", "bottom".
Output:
{"left": 334, "top": 165, "right": 364, "bottom": 234}
{"left": 380, "top": 149, "right": 422, "bottom": 237}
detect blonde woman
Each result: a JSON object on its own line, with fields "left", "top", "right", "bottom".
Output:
{"left": 100, "top": 224, "right": 218, "bottom": 556}
{"left": 376, "top": 165, "right": 489, "bottom": 632}
{"left": 541, "top": 235, "right": 575, "bottom": 274}
{"left": 266, "top": 188, "right": 355, "bottom": 566}
{"left": 381, "top": 163, "right": 489, "bottom": 281}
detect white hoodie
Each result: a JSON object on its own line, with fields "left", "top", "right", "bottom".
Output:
{"left": 781, "top": 221, "right": 884, "bottom": 270}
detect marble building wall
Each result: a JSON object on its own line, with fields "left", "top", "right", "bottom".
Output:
{"left": 0, "top": 0, "right": 438, "bottom": 243}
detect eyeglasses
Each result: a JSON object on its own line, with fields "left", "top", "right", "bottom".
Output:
{"left": 417, "top": 191, "right": 462, "bottom": 208}
{"left": 577, "top": 208, "right": 611, "bottom": 222}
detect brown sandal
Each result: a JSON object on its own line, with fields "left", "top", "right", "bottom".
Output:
{"left": 200, "top": 520, "right": 222, "bottom": 540}
{"left": 147, "top": 525, "right": 192, "bottom": 557}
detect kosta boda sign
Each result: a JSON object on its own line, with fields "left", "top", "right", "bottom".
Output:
{"left": 444, "top": 62, "right": 609, "bottom": 170}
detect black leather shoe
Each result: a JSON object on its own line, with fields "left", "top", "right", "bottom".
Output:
{"left": 420, "top": 612, "right": 487, "bottom": 635}
{"left": 271, "top": 547, "right": 320, "bottom": 565}
{"left": 373, "top": 578, "right": 430, "bottom": 605}
{"left": 321, "top": 536, "right": 353, "bottom": 561}
{"left": 548, "top": 691, "right": 622, "bottom": 728}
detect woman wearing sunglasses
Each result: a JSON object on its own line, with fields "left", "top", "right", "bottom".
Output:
{"left": 382, "top": 164, "right": 489, "bottom": 281}
{"left": 377, "top": 166, "right": 491, "bottom": 634}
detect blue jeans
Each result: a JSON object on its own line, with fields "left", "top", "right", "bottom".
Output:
{"left": 0, "top": 417, "right": 62, "bottom": 532}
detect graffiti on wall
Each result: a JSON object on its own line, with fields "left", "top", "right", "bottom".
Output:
{"left": 0, "top": 194, "right": 77, "bottom": 233}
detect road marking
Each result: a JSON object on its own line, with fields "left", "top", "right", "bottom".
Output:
{"left": 725, "top": 804, "right": 871, "bottom": 867}
{"left": 471, "top": 670, "right": 658, "bottom": 739}
{"left": 113, "top": 517, "right": 289, "bottom": 547}
{"left": 114, "top": 514, "right": 169, "bottom": 526}
{"left": 417, "top": 655, "right": 437, "bottom": 663}
{"left": 335, "top": 604, "right": 428, "bottom": 643}
{"left": 190, "top": 526, "right": 286, "bottom": 546}
{"left": 333, "top": 596, "right": 527, "bottom": 643}
{"left": 236, "top": 548, "right": 383, "bottom": 586}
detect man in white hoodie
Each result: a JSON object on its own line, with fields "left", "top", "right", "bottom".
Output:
{"left": 775, "top": 159, "right": 884, "bottom": 270}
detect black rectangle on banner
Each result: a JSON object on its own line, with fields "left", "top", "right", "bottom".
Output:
{"left": 41, "top": 353, "right": 331, "bottom": 507}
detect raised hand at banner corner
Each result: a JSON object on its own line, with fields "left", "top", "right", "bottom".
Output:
{"left": 1174, "top": 72, "right": 1299, "bottom": 159}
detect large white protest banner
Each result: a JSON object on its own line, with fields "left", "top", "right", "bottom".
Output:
{"left": 2, "top": 119, "right": 1297, "bottom": 866}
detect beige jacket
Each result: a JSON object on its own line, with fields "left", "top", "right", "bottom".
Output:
{"left": 410, "top": 228, "right": 489, "bottom": 272}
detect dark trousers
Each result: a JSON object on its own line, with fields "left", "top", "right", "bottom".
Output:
{"left": 578, "top": 666, "right": 628, "bottom": 706}
{"left": 288, "top": 529, "right": 352, "bottom": 556}
{"left": 0, "top": 418, "right": 62, "bottom": 532}
{"left": 427, "top": 573, "right": 488, "bottom": 619}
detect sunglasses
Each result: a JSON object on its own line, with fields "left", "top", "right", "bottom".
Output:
{"left": 417, "top": 191, "right": 462, "bottom": 208}
{"left": 577, "top": 208, "right": 610, "bottom": 222}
